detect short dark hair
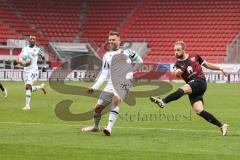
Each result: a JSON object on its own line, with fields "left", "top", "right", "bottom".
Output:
{"left": 109, "top": 31, "right": 120, "bottom": 37}
{"left": 29, "top": 35, "right": 36, "bottom": 40}
{"left": 175, "top": 41, "right": 186, "bottom": 50}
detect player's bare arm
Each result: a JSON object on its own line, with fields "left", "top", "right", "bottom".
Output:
{"left": 202, "top": 61, "right": 228, "bottom": 77}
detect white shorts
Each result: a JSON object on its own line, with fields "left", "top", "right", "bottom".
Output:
{"left": 23, "top": 71, "right": 39, "bottom": 85}
{"left": 97, "top": 83, "right": 130, "bottom": 106}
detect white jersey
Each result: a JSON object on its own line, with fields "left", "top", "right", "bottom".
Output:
{"left": 102, "top": 49, "right": 134, "bottom": 85}
{"left": 21, "top": 45, "right": 43, "bottom": 73}
{"left": 92, "top": 48, "right": 143, "bottom": 91}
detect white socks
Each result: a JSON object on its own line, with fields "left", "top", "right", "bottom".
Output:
{"left": 32, "top": 85, "right": 42, "bottom": 92}
{"left": 24, "top": 85, "right": 44, "bottom": 109}
{"left": 25, "top": 90, "right": 31, "bottom": 108}
{"left": 106, "top": 106, "right": 119, "bottom": 131}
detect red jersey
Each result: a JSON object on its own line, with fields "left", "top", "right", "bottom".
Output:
{"left": 174, "top": 53, "right": 206, "bottom": 83}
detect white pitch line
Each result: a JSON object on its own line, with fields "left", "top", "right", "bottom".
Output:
{"left": 0, "top": 121, "right": 222, "bottom": 133}
{"left": 115, "top": 126, "right": 220, "bottom": 133}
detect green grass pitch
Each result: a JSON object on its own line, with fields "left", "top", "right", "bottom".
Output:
{"left": 0, "top": 81, "right": 239, "bottom": 160}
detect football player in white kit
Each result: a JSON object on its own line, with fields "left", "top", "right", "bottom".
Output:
{"left": 19, "top": 36, "right": 47, "bottom": 110}
{"left": 81, "top": 31, "right": 143, "bottom": 136}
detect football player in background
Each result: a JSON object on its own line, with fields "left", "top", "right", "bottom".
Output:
{"left": 19, "top": 36, "right": 47, "bottom": 110}
{"left": 81, "top": 31, "right": 143, "bottom": 136}
{"left": 0, "top": 82, "right": 7, "bottom": 98}
{"left": 150, "top": 41, "right": 229, "bottom": 136}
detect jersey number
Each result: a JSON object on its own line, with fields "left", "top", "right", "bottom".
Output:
{"left": 187, "top": 66, "right": 193, "bottom": 74}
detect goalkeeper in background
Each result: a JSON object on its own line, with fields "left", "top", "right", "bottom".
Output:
{"left": 81, "top": 31, "right": 143, "bottom": 136}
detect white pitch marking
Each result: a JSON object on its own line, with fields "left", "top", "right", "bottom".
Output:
{"left": 0, "top": 121, "right": 221, "bottom": 133}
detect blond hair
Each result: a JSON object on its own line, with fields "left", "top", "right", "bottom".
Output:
{"left": 109, "top": 31, "right": 120, "bottom": 37}
{"left": 175, "top": 41, "right": 186, "bottom": 50}
{"left": 29, "top": 35, "right": 36, "bottom": 39}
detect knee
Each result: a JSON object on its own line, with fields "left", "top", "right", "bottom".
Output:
{"left": 180, "top": 84, "right": 192, "bottom": 94}
{"left": 112, "top": 96, "right": 121, "bottom": 106}
{"left": 26, "top": 84, "right": 32, "bottom": 91}
{"left": 194, "top": 108, "right": 204, "bottom": 114}
{"left": 192, "top": 101, "right": 204, "bottom": 114}
{"left": 112, "top": 101, "right": 120, "bottom": 107}
{"left": 94, "top": 105, "right": 105, "bottom": 114}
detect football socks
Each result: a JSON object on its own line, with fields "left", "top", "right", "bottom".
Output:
{"left": 106, "top": 106, "right": 119, "bottom": 131}
{"left": 25, "top": 90, "right": 32, "bottom": 108}
{"left": 198, "top": 110, "right": 222, "bottom": 127}
{"left": 163, "top": 88, "right": 184, "bottom": 104}
{"left": 93, "top": 113, "right": 101, "bottom": 129}
{"left": 32, "top": 85, "right": 42, "bottom": 92}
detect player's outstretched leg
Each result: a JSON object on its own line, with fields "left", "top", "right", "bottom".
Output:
{"left": 150, "top": 88, "right": 185, "bottom": 108}
{"left": 41, "top": 83, "right": 47, "bottom": 94}
{"left": 149, "top": 96, "right": 165, "bottom": 108}
{"left": 32, "top": 83, "right": 46, "bottom": 94}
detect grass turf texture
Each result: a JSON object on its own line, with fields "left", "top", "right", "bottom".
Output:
{"left": 0, "top": 81, "right": 239, "bottom": 160}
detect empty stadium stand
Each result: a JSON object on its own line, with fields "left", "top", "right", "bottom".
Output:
{"left": 80, "top": 0, "right": 142, "bottom": 47}
{"left": 0, "top": 22, "right": 19, "bottom": 44}
{"left": 6, "top": 0, "right": 83, "bottom": 43}
{"left": 0, "top": 0, "right": 240, "bottom": 66}
{"left": 123, "top": 0, "right": 240, "bottom": 63}
{"left": 0, "top": 1, "right": 46, "bottom": 44}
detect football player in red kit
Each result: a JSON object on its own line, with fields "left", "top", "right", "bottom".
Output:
{"left": 150, "top": 41, "right": 229, "bottom": 136}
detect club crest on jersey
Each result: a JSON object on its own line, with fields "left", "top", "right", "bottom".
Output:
{"left": 190, "top": 57, "right": 196, "bottom": 62}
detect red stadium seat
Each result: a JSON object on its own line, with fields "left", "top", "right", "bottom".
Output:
{"left": 123, "top": 0, "right": 240, "bottom": 63}
{"left": 1, "top": 0, "right": 240, "bottom": 64}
